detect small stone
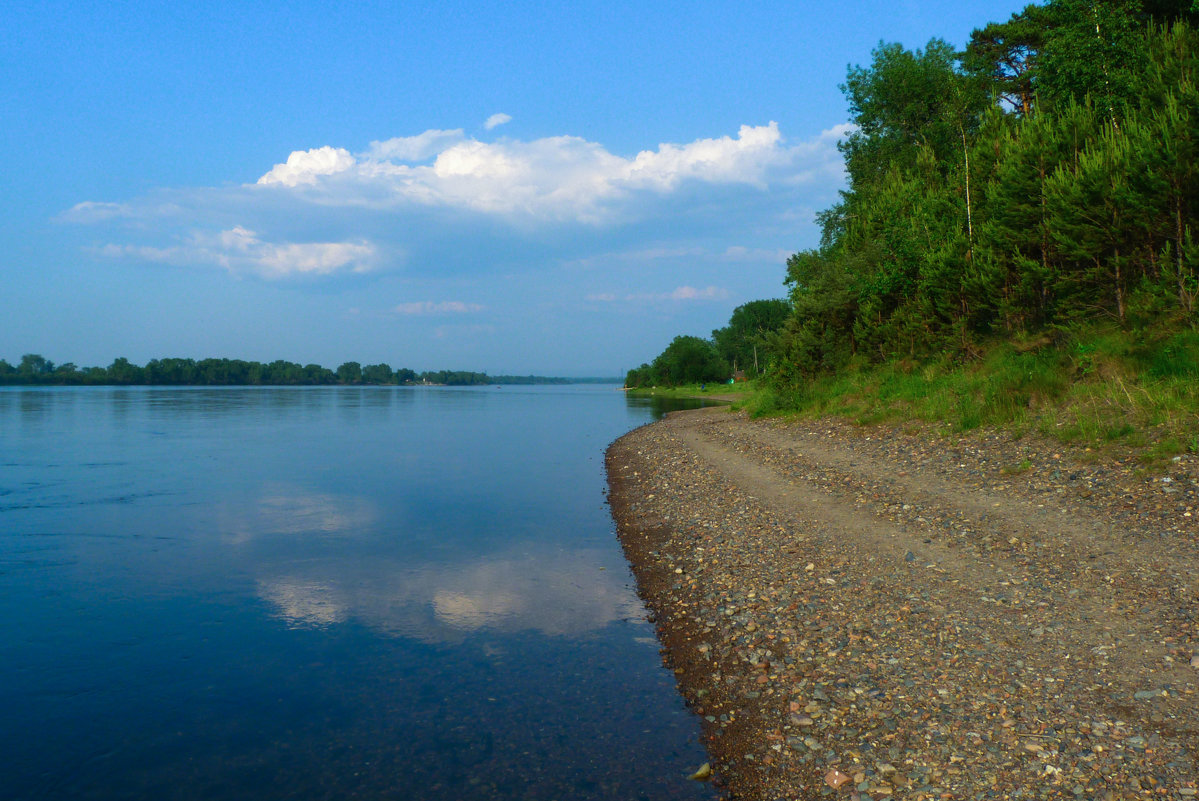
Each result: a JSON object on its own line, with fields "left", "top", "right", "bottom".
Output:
{"left": 824, "top": 768, "right": 851, "bottom": 789}
{"left": 904, "top": 551, "right": 916, "bottom": 562}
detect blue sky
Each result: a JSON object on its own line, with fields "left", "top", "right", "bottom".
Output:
{"left": 2, "top": 0, "right": 1029, "bottom": 376}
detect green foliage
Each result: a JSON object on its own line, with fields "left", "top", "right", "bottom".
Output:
{"left": 773, "top": 10, "right": 1199, "bottom": 410}
{"left": 1039, "top": 0, "right": 1150, "bottom": 121}
{"left": 840, "top": 38, "right": 980, "bottom": 186}
{"left": 650, "top": 336, "right": 730, "bottom": 386}
{"left": 628, "top": 301, "right": 791, "bottom": 388}
{"left": 711, "top": 299, "right": 790, "bottom": 376}
{"left": 336, "top": 361, "right": 363, "bottom": 384}
{"left": 964, "top": 4, "right": 1051, "bottom": 115}
{"left": 760, "top": 6, "right": 1199, "bottom": 457}
{"left": 0, "top": 356, "right": 576, "bottom": 387}
{"left": 1141, "top": 329, "right": 1199, "bottom": 376}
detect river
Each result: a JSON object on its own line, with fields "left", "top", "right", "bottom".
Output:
{"left": 0, "top": 385, "right": 716, "bottom": 800}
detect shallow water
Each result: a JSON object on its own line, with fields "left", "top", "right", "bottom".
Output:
{"left": 0, "top": 385, "right": 716, "bottom": 800}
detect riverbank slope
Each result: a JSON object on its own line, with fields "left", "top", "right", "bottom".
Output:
{"left": 607, "top": 407, "right": 1198, "bottom": 800}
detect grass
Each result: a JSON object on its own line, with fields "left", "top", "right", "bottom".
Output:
{"left": 729, "top": 322, "right": 1199, "bottom": 461}
{"left": 625, "top": 381, "right": 758, "bottom": 401}
{"left": 1001, "top": 458, "right": 1034, "bottom": 475}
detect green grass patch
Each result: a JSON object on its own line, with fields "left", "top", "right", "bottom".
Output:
{"left": 753, "top": 321, "right": 1199, "bottom": 460}
{"left": 1001, "top": 459, "right": 1033, "bottom": 475}
{"left": 625, "top": 381, "right": 758, "bottom": 401}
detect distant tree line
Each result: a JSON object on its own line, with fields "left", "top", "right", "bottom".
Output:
{"left": 0, "top": 354, "right": 582, "bottom": 387}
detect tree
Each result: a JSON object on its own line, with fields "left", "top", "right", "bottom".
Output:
{"left": 336, "top": 362, "right": 363, "bottom": 384}
{"left": 362, "top": 363, "right": 395, "bottom": 384}
{"left": 107, "top": 357, "right": 143, "bottom": 384}
{"left": 840, "top": 39, "right": 976, "bottom": 186}
{"left": 18, "top": 354, "right": 54, "bottom": 379}
{"left": 1039, "top": 0, "right": 1149, "bottom": 124}
{"left": 964, "top": 5, "right": 1052, "bottom": 116}
{"left": 712, "top": 299, "right": 791, "bottom": 375}
{"left": 650, "top": 336, "right": 730, "bottom": 385}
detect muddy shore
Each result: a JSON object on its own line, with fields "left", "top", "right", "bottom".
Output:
{"left": 606, "top": 407, "right": 1198, "bottom": 800}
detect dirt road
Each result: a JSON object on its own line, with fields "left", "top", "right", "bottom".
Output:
{"left": 607, "top": 407, "right": 1198, "bottom": 800}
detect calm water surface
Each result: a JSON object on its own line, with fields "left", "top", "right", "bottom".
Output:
{"left": 0, "top": 386, "right": 717, "bottom": 800}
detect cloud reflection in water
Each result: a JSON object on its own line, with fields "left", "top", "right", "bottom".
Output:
{"left": 258, "top": 549, "right": 643, "bottom": 641}
{"left": 257, "top": 579, "right": 349, "bottom": 628}
{"left": 219, "top": 484, "right": 379, "bottom": 544}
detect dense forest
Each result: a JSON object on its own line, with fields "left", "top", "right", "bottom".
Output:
{"left": 0, "top": 354, "right": 583, "bottom": 387}
{"left": 632, "top": 0, "right": 1199, "bottom": 405}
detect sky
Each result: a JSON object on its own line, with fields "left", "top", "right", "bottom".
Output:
{"left": 1, "top": 0, "right": 1030, "bottom": 376}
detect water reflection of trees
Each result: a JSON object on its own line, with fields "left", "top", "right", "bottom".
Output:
{"left": 623, "top": 393, "right": 715, "bottom": 421}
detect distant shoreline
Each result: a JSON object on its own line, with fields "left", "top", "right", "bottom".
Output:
{"left": 0, "top": 354, "right": 619, "bottom": 388}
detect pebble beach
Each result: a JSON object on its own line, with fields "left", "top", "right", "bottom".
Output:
{"left": 606, "top": 407, "right": 1198, "bottom": 800}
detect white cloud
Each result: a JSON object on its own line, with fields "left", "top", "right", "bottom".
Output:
{"left": 98, "top": 226, "right": 376, "bottom": 279}
{"left": 625, "top": 123, "right": 783, "bottom": 191}
{"left": 60, "top": 201, "right": 133, "bottom": 223}
{"left": 394, "top": 300, "right": 485, "bottom": 315}
{"left": 68, "top": 121, "right": 849, "bottom": 287}
{"left": 365, "top": 129, "right": 465, "bottom": 162}
{"left": 257, "top": 146, "right": 355, "bottom": 187}
{"left": 484, "top": 112, "right": 512, "bottom": 130}
{"left": 217, "top": 226, "right": 376, "bottom": 277}
{"left": 244, "top": 121, "right": 830, "bottom": 223}
{"left": 669, "top": 285, "right": 728, "bottom": 301}
{"left": 589, "top": 285, "right": 730, "bottom": 303}
{"left": 720, "top": 246, "right": 791, "bottom": 263}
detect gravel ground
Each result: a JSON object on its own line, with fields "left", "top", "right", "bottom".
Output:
{"left": 606, "top": 407, "right": 1199, "bottom": 800}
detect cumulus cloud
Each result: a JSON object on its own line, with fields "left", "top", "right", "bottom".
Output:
{"left": 217, "top": 227, "right": 376, "bottom": 277}
{"left": 394, "top": 300, "right": 485, "bottom": 315}
{"left": 67, "top": 121, "right": 850, "bottom": 285}
{"left": 257, "top": 146, "right": 355, "bottom": 187}
{"left": 246, "top": 121, "right": 828, "bottom": 223}
{"left": 365, "top": 129, "right": 465, "bottom": 162}
{"left": 483, "top": 112, "right": 512, "bottom": 130}
{"left": 98, "top": 226, "right": 376, "bottom": 279}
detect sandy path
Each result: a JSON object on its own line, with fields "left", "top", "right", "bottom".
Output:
{"left": 607, "top": 407, "right": 1198, "bottom": 800}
